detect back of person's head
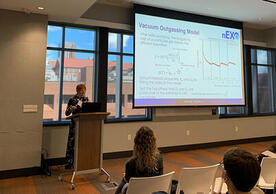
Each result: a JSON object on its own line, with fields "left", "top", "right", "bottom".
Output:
{"left": 269, "top": 143, "right": 276, "bottom": 153}
{"left": 133, "top": 126, "right": 159, "bottom": 172}
{"left": 223, "top": 147, "right": 261, "bottom": 192}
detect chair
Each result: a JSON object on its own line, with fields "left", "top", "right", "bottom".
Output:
{"left": 176, "top": 163, "right": 220, "bottom": 194}
{"left": 258, "top": 157, "right": 276, "bottom": 189}
{"left": 125, "top": 171, "right": 175, "bottom": 194}
{"left": 213, "top": 177, "right": 227, "bottom": 194}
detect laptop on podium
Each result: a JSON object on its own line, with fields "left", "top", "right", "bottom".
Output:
{"left": 81, "top": 102, "right": 101, "bottom": 113}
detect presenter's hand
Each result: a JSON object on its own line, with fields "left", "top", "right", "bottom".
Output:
{"left": 70, "top": 106, "right": 77, "bottom": 112}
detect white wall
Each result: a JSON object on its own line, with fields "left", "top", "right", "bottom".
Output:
{"left": 42, "top": 126, "right": 69, "bottom": 159}
{"left": 103, "top": 115, "right": 276, "bottom": 153}
{"left": 43, "top": 113, "right": 276, "bottom": 155}
{"left": 0, "top": 9, "right": 47, "bottom": 170}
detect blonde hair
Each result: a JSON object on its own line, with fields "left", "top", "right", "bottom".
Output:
{"left": 133, "top": 126, "right": 159, "bottom": 173}
{"left": 76, "top": 84, "right": 86, "bottom": 93}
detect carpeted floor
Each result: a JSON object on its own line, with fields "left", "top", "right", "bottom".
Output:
{"left": 0, "top": 140, "right": 275, "bottom": 194}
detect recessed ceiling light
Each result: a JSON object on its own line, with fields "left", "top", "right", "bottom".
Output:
{"left": 37, "top": 6, "right": 44, "bottom": 10}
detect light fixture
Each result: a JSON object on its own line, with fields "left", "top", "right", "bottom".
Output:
{"left": 37, "top": 6, "right": 44, "bottom": 10}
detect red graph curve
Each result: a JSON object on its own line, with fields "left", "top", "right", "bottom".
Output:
{"left": 202, "top": 51, "right": 237, "bottom": 67}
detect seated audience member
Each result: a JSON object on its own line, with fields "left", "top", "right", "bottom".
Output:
{"left": 257, "top": 143, "right": 276, "bottom": 163}
{"left": 115, "top": 126, "right": 163, "bottom": 194}
{"left": 223, "top": 147, "right": 262, "bottom": 194}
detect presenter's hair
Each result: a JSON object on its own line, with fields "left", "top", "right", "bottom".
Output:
{"left": 223, "top": 147, "right": 261, "bottom": 192}
{"left": 133, "top": 126, "right": 159, "bottom": 173}
{"left": 76, "top": 84, "right": 86, "bottom": 93}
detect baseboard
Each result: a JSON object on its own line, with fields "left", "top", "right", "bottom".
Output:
{"left": 0, "top": 167, "right": 41, "bottom": 180}
{"left": 103, "top": 135, "right": 276, "bottom": 159}
{"left": 0, "top": 157, "right": 66, "bottom": 179}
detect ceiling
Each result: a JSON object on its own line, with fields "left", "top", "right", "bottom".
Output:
{"left": 0, "top": 0, "right": 276, "bottom": 29}
{"left": 0, "top": 0, "right": 97, "bottom": 22}
{"left": 129, "top": 0, "right": 276, "bottom": 29}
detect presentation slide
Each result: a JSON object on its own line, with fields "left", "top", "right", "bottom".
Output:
{"left": 134, "top": 13, "right": 245, "bottom": 107}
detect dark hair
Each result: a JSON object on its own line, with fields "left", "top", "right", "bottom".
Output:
{"left": 269, "top": 143, "right": 276, "bottom": 153}
{"left": 223, "top": 147, "right": 261, "bottom": 192}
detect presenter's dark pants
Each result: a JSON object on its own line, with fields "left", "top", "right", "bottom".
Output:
{"left": 65, "top": 120, "right": 75, "bottom": 169}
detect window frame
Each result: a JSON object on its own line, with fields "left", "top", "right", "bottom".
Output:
{"left": 106, "top": 29, "right": 152, "bottom": 123}
{"left": 219, "top": 45, "right": 276, "bottom": 118}
{"left": 44, "top": 22, "right": 98, "bottom": 125}
{"left": 250, "top": 47, "right": 276, "bottom": 115}
{"left": 44, "top": 24, "right": 152, "bottom": 125}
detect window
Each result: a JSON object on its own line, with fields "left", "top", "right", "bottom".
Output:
{"left": 62, "top": 95, "right": 73, "bottom": 104}
{"left": 43, "top": 24, "right": 96, "bottom": 122}
{"left": 220, "top": 46, "right": 276, "bottom": 117}
{"left": 107, "top": 32, "right": 150, "bottom": 120}
{"left": 251, "top": 48, "right": 275, "bottom": 114}
{"left": 107, "top": 95, "right": 116, "bottom": 103}
{"left": 219, "top": 106, "right": 247, "bottom": 116}
{"left": 44, "top": 95, "right": 54, "bottom": 109}
{"left": 128, "top": 95, "right": 133, "bottom": 103}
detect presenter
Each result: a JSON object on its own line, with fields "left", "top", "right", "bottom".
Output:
{"left": 64, "top": 84, "right": 89, "bottom": 169}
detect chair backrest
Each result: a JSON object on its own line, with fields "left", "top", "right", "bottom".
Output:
{"left": 251, "top": 186, "right": 265, "bottom": 194}
{"left": 126, "top": 171, "right": 175, "bottom": 194}
{"left": 260, "top": 157, "right": 276, "bottom": 184}
{"left": 176, "top": 163, "right": 220, "bottom": 194}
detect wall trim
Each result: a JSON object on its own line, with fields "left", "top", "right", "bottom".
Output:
{"left": 103, "top": 136, "right": 276, "bottom": 159}
{"left": 0, "top": 167, "right": 41, "bottom": 180}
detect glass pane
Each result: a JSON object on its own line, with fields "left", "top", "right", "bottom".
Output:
{"left": 251, "top": 65, "right": 258, "bottom": 113}
{"left": 65, "top": 27, "right": 95, "bottom": 50}
{"left": 257, "top": 66, "right": 274, "bottom": 113}
{"left": 107, "top": 55, "right": 121, "bottom": 118}
{"left": 251, "top": 48, "right": 257, "bottom": 64}
{"left": 61, "top": 52, "right": 95, "bottom": 120}
{"left": 43, "top": 50, "right": 61, "bottom": 121}
{"left": 218, "top": 107, "right": 226, "bottom": 115}
{"left": 47, "top": 25, "right": 62, "bottom": 48}
{"left": 108, "top": 33, "right": 121, "bottom": 52}
{"left": 122, "top": 56, "right": 146, "bottom": 118}
{"left": 226, "top": 107, "right": 245, "bottom": 114}
{"left": 267, "top": 50, "right": 272, "bottom": 65}
{"left": 123, "top": 34, "right": 133, "bottom": 54}
{"left": 257, "top": 50, "right": 268, "bottom": 65}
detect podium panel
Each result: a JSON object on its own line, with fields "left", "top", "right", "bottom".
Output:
{"left": 76, "top": 117, "right": 101, "bottom": 171}
{"left": 60, "top": 112, "right": 110, "bottom": 189}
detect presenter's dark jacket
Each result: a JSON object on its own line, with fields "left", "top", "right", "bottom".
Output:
{"left": 124, "top": 153, "right": 163, "bottom": 182}
{"left": 64, "top": 94, "right": 88, "bottom": 169}
{"left": 65, "top": 95, "right": 89, "bottom": 116}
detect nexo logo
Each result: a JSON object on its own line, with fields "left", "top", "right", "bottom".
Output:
{"left": 222, "top": 31, "right": 239, "bottom": 40}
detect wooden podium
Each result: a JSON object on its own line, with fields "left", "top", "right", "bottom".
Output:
{"left": 59, "top": 112, "right": 110, "bottom": 189}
